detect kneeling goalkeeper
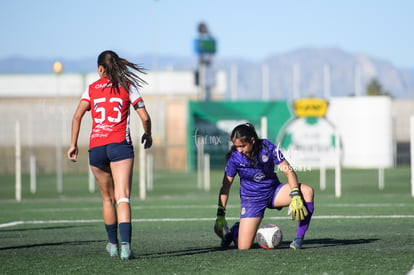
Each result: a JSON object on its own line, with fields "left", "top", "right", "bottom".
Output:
{"left": 214, "top": 123, "right": 315, "bottom": 250}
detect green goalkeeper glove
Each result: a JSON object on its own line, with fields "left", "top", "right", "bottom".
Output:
{"left": 214, "top": 206, "right": 229, "bottom": 239}
{"left": 288, "top": 188, "right": 308, "bottom": 221}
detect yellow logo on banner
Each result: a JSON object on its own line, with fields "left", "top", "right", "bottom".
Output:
{"left": 293, "top": 98, "right": 329, "bottom": 117}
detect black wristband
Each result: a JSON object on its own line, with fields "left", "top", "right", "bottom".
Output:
{"left": 217, "top": 206, "right": 226, "bottom": 216}
{"left": 289, "top": 188, "right": 301, "bottom": 197}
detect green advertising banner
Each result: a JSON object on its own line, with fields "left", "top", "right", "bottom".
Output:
{"left": 188, "top": 101, "right": 292, "bottom": 170}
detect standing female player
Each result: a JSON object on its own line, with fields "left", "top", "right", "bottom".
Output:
{"left": 67, "top": 50, "right": 152, "bottom": 259}
{"left": 214, "top": 123, "right": 314, "bottom": 250}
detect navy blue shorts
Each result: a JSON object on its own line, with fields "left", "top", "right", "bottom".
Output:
{"left": 89, "top": 140, "right": 134, "bottom": 169}
{"left": 240, "top": 183, "right": 285, "bottom": 218}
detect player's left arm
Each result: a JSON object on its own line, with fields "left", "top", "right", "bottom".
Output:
{"left": 277, "top": 160, "right": 308, "bottom": 221}
{"left": 134, "top": 102, "right": 152, "bottom": 149}
{"left": 130, "top": 85, "right": 152, "bottom": 149}
{"left": 277, "top": 160, "right": 299, "bottom": 190}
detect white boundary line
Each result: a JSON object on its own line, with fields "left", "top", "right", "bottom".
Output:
{"left": 0, "top": 221, "right": 24, "bottom": 228}
{"left": 1, "top": 215, "right": 413, "bottom": 228}
{"left": 21, "top": 203, "right": 414, "bottom": 213}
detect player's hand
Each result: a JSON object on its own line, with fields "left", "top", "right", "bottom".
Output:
{"left": 214, "top": 216, "right": 229, "bottom": 239}
{"left": 141, "top": 133, "right": 153, "bottom": 149}
{"left": 67, "top": 145, "right": 78, "bottom": 162}
{"left": 214, "top": 206, "right": 229, "bottom": 239}
{"left": 288, "top": 188, "right": 308, "bottom": 221}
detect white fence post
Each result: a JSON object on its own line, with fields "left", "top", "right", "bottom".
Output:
{"left": 410, "top": 116, "right": 414, "bottom": 197}
{"left": 378, "top": 167, "right": 384, "bottom": 190}
{"left": 203, "top": 153, "right": 210, "bottom": 191}
{"left": 260, "top": 116, "right": 268, "bottom": 139}
{"left": 146, "top": 154, "right": 154, "bottom": 191}
{"left": 139, "top": 145, "right": 146, "bottom": 200}
{"left": 334, "top": 129, "right": 341, "bottom": 198}
{"left": 30, "top": 155, "right": 37, "bottom": 194}
{"left": 320, "top": 158, "right": 326, "bottom": 191}
{"left": 88, "top": 166, "right": 95, "bottom": 193}
{"left": 15, "top": 121, "right": 22, "bottom": 202}
{"left": 197, "top": 137, "right": 204, "bottom": 189}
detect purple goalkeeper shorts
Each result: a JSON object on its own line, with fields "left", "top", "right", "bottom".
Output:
{"left": 240, "top": 183, "right": 285, "bottom": 218}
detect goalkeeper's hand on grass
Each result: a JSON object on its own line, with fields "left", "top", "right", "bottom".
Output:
{"left": 288, "top": 187, "right": 308, "bottom": 221}
{"left": 214, "top": 206, "right": 229, "bottom": 239}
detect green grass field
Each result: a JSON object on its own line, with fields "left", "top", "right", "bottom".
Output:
{"left": 0, "top": 167, "right": 413, "bottom": 274}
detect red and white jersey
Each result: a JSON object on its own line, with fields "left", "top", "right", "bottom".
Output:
{"left": 81, "top": 77, "right": 143, "bottom": 149}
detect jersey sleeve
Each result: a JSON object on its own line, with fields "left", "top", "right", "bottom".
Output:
{"left": 271, "top": 143, "right": 285, "bottom": 165}
{"left": 262, "top": 139, "right": 285, "bottom": 165}
{"left": 224, "top": 154, "right": 238, "bottom": 178}
{"left": 129, "top": 84, "right": 143, "bottom": 106}
{"left": 80, "top": 88, "right": 90, "bottom": 103}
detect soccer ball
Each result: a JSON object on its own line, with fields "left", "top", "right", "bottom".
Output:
{"left": 256, "top": 224, "right": 283, "bottom": 249}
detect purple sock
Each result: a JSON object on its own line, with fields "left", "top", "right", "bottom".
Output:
{"left": 296, "top": 202, "right": 314, "bottom": 239}
{"left": 104, "top": 223, "right": 118, "bottom": 244}
{"left": 119, "top": 222, "right": 132, "bottom": 244}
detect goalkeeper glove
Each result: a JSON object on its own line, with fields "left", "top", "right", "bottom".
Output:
{"left": 214, "top": 206, "right": 229, "bottom": 239}
{"left": 288, "top": 187, "right": 308, "bottom": 221}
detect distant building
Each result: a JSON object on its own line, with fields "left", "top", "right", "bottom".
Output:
{"left": 0, "top": 70, "right": 226, "bottom": 173}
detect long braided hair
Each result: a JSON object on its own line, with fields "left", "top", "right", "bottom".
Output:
{"left": 225, "top": 123, "right": 263, "bottom": 164}
{"left": 97, "top": 50, "right": 147, "bottom": 94}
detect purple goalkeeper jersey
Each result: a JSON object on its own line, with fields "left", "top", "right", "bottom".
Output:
{"left": 225, "top": 139, "right": 285, "bottom": 201}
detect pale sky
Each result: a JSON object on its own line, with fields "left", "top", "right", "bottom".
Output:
{"left": 1, "top": 0, "right": 413, "bottom": 68}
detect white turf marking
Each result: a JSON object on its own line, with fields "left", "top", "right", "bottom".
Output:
{"left": 0, "top": 221, "right": 24, "bottom": 228}
{"left": 1, "top": 215, "right": 413, "bottom": 228}
{"left": 25, "top": 203, "right": 412, "bottom": 213}
{"left": 323, "top": 203, "right": 410, "bottom": 207}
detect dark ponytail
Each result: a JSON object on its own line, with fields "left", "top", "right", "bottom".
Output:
{"left": 97, "top": 50, "right": 147, "bottom": 94}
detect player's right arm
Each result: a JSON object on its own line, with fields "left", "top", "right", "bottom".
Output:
{"left": 218, "top": 174, "right": 233, "bottom": 209}
{"left": 214, "top": 174, "right": 233, "bottom": 239}
{"left": 67, "top": 100, "right": 90, "bottom": 162}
